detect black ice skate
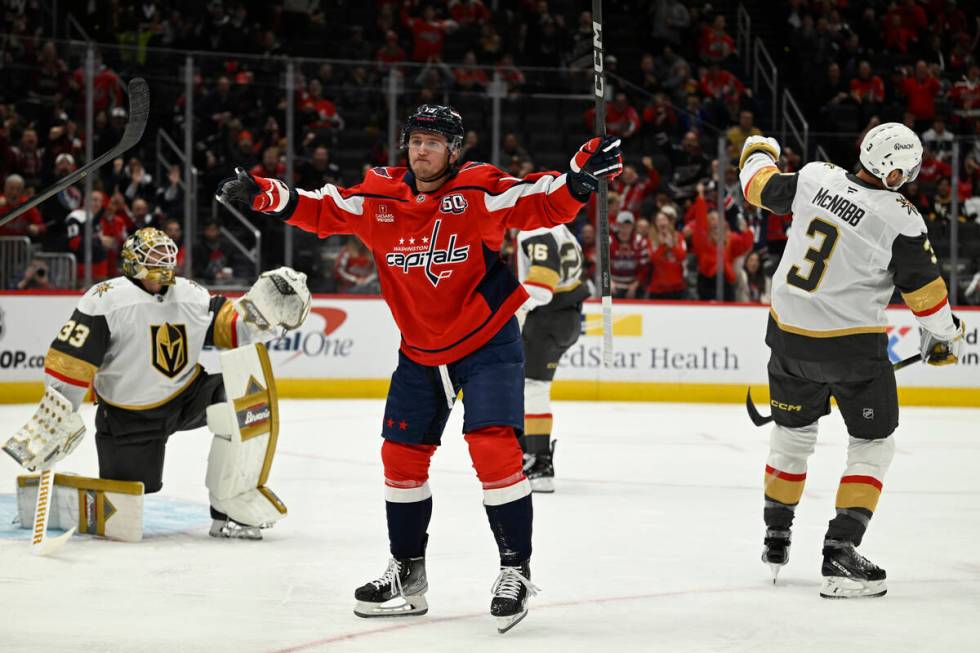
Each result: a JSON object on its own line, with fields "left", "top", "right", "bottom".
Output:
{"left": 209, "top": 517, "right": 265, "bottom": 540}
{"left": 354, "top": 556, "right": 428, "bottom": 617}
{"left": 761, "top": 528, "right": 791, "bottom": 583}
{"left": 490, "top": 561, "right": 539, "bottom": 633}
{"left": 820, "top": 540, "right": 887, "bottom": 599}
{"left": 523, "top": 441, "right": 556, "bottom": 493}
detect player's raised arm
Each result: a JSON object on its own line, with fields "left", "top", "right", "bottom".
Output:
{"left": 890, "top": 222, "right": 965, "bottom": 365}
{"left": 738, "top": 135, "right": 798, "bottom": 214}
{"left": 485, "top": 136, "right": 623, "bottom": 231}
{"left": 215, "top": 166, "right": 368, "bottom": 239}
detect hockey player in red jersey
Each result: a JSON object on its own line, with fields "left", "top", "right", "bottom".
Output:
{"left": 217, "top": 104, "right": 622, "bottom": 632}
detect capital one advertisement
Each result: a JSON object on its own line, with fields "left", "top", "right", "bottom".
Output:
{"left": 0, "top": 293, "right": 977, "bottom": 403}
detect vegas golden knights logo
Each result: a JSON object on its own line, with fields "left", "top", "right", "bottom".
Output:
{"left": 150, "top": 323, "right": 188, "bottom": 378}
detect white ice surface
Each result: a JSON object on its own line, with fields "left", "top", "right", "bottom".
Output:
{"left": 2, "top": 400, "right": 978, "bottom": 653}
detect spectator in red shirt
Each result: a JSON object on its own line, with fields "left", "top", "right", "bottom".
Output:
{"left": 850, "top": 61, "right": 885, "bottom": 104}
{"left": 950, "top": 64, "right": 980, "bottom": 126}
{"left": 609, "top": 211, "right": 651, "bottom": 299}
{"left": 699, "top": 63, "right": 745, "bottom": 102}
{"left": 882, "top": 12, "right": 916, "bottom": 54}
{"left": 100, "top": 192, "right": 130, "bottom": 276}
{"left": 453, "top": 50, "right": 489, "bottom": 90}
{"left": 376, "top": 30, "right": 407, "bottom": 69}
{"left": 335, "top": 237, "right": 380, "bottom": 294}
{"left": 580, "top": 222, "right": 597, "bottom": 293}
{"left": 401, "top": 3, "right": 456, "bottom": 63}
{"left": 611, "top": 157, "right": 660, "bottom": 215}
{"left": 250, "top": 146, "right": 286, "bottom": 181}
{"left": 299, "top": 79, "right": 343, "bottom": 131}
{"left": 584, "top": 92, "right": 641, "bottom": 140}
{"left": 683, "top": 191, "right": 753, "bottom": 301}
{"left": 646, "top": 210, "right": 688, "bottom": 299}
{"left": 449, "top": 0, "right": 490, "bottom": 28}
{"left": 69, "top": 51, "right": 124, "bottom": 115}
{"left": 14, "top": 128, "right": 43, "bottom": 190}
{"left": 699, "top": 14, "right": 737, "bottom": 64}
{"left": 0, "top": 174, "right": 46, "bottom": 241}
{"left": 901, "top": 61, "right": 943, "bottom": 129}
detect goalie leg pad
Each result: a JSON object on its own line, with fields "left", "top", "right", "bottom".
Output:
{"left": 17, "top": 473, "right": 144, "bottom": 542}
{"left": 205, "top": 343, "right": 287, "bottom": 528}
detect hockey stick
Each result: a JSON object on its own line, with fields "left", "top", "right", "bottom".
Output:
{"left": 31, "top": 468, "right": 75, "bottom": 556}
{"left": 0, "top": 77, "right": 150, "bottom": 231}
{"left": 592, "top": 0, "right": 613, "bottom": 367}
{"left": 745, "top": 353, "right": 924, "bottom": 426}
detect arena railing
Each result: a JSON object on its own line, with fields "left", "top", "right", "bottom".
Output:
{"left": 0, "top": 237, "right": 32, "bottom": 290}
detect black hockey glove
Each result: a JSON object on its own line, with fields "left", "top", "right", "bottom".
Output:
{"left": 216, "top": 167, "right": 295, "bottom": 215}
{"left": 567, "top": 136, "right": 624, "bottom": 198}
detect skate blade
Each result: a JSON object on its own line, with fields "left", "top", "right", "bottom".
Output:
{"left": 819, "top": 577, "right": 887, "bottom": 599}
{"left": 496, "top": 609, "right": 528, "bottom": 634}
{"left": 529, "top": 477, "right": 554, "bottom": 493}
{"left": 767, "top": 563, "right": 782, "bottom": 584}
{"left": 354, "top": 595, "right": 428, "bottom": 618}
{"left": 209, "top": 521, "right": 263, "bottom": 540}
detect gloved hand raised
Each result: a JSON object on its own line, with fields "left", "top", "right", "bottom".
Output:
{"left": 216, "top": 167, "right": 291, "bottom": 213}
{"left": 567, "top": 136, "right": 623, "bottom": 196}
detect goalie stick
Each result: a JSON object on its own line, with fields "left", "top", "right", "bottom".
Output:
{"left": 745, "top": 353, "right": 923, "bottom": 426}
{"left": 0, "top": 77, "right": 150, "bottom": 231}
{"left": 592, "top": 0, "right": 613, "bottom": 367}
{"left": 31, "top": 467, "right": 76, "bottom": 556}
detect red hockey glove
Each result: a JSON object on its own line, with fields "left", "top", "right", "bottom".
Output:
{"left": 216, "top": 167, "right": 291, "bottom": 213}
{"left": 567, "top": 136, "right": 623, "bottom": 196}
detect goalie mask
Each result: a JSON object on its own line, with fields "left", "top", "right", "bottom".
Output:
{"left": 858, "top": 122, "right": 923, "bottom": 191}
{"left": 121, "top": 227, "right": 178, "bottom": 286}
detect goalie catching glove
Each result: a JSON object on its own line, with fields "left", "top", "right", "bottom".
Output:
{"left": 237, "top": 266, "right": 312, "bottom": 333}
{"left": 567, "top": 136, "right": 623, "bottom": 196}
{"left": 3, "top": 387, "right": 85, "bottom": 471}
{"left": 920, "top": 314, "right": 965, "bottom": 366}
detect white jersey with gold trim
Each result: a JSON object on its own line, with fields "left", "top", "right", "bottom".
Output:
{"left": 43, "top": 277, "right": 246, "bottom": 411}
{"left": 771, "top": 162, "right": 916, "bottom": 334}
{"left": 517, "top": 224, "right": 588, "bottom": 310}
{"left": 741, "top": 153, "right": 956, "bottom": 361}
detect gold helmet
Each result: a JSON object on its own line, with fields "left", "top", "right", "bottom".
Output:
{"left": 121, "top": 227, "right": 178, "bottom": 285}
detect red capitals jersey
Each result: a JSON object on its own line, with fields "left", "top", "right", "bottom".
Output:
{"left": 284, "top": 162, "right": 584, "bottom": 365}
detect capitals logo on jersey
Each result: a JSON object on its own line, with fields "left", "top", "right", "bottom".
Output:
{"left": 385, "top": 219, "right": 470, "bottom": 287}
{"left": 150, "top": 322, "right": 188, "bottom": 378}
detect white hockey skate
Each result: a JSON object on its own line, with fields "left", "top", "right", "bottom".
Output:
{"left": 354, "top": 556, "right": 429, "bottom": 618}
{"left": 209, "top": 517, "right": 267, "bottom": 540}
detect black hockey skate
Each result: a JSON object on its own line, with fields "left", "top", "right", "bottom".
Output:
{"left": 761, "top": 529, "right": 791, "bottom": 583}
{"left": 820, "top": 540, "right": 887, "bottom": 599}
{"left": 523, "top": 441, "right": 556, "bottom": 493}
{"left": 490, "top": 561, "right": 539, "bottom": 633}
{"left": 354, "top": 556, "right": 428, "bottom": 617}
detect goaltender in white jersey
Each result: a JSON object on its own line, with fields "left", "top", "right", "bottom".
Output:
{"left": 3, "top": 227, "right": 312, "bottom": 542}
{"left": 739, "top": 124, "right": 964, "bottom": 600}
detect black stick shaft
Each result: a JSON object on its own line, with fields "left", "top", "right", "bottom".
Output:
{"left": 592, "top": 0, "right": 613, "bottom": 366}
{"left": 0, "top": 78, "right": 149, "bottom": 231}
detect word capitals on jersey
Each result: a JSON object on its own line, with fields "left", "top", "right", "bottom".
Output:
{"left": 385, "top": 219, "right": 470, "bottom": 287}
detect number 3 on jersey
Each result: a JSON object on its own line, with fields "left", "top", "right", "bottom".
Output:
{"left": 787, "top": 218, "right": 839, "bottom": 292}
